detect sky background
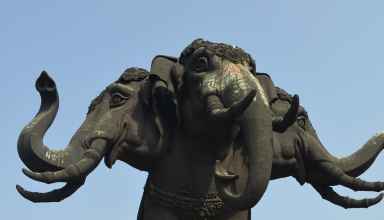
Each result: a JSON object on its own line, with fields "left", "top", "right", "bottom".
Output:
{"left": 1, "top": 1, "right": 384, "bottom": 219}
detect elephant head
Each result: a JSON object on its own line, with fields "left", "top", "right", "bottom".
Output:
{"left": 170, "top": 39, "right": 296, "bottom": 210}
{"left": 17, "top": 68, "right": 177, "bottom": 202}
{"left": 270, "top": 88, "right": 384, "bottom": 209}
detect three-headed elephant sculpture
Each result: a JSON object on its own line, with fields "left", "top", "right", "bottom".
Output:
{"left": 17, "top": 39, "right": 384, "bottom": 220}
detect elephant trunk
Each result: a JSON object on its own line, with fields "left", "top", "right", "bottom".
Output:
{"left": 213, "top": 91, "right": 273, "bottom": 210}
{"left": 321, "top": 133, "right": 384, "bottom": 177}
{"left": 338, "top": 133, "right": 384, "bottom": 177}
{"left": 18, "top": 72, "right": 84, "bottom": 172}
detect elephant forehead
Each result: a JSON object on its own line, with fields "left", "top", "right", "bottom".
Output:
{"left": 223, "top": 62, "right": 242, "bottom": 75}
{"left": 107, "top": 83, "right": 136, "bottom": 94}
{"left": 220, "top": 61, "right": 269, "bottom": 107}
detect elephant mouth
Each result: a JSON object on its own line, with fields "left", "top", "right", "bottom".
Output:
{"left": 104, "top": 145, "right": 120, "bottom": 169}
{"left": 104, "top": 139, "right": 143, "bottom": 168}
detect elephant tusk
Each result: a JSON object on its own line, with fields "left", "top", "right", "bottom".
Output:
{"left": 273, "top": 94, "right": 300, "bottom": 132}
{"left": 16, "top": 180, "right": 84, "bottom": 203}
{"left": 22, "top": 139, "right": 108, "bottom": 184}
{"left": 306, "top": 134, "right": 384, "bottom": 192}
{"left": 214, "top": 160, "right": 239, "bottom": 181}
{"left": 313, "top": 185, "right": 384, "bottom": 209}
{"left": 317, "top": 160, "right": 384, "bottom": 192}
{"left": 206, "top": 90, "right": 256, "bottom": 121}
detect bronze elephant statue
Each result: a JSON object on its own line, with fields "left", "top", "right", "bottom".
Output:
{"left": 165, "top": 39, "right": 384, "bottom": 210}
{"left": 17, "top": 68, "right": 177, "bottom": 202}
{"left": 17, "top": 68, "right": 251, "bottom": 219}
{"left": 270, "top": 88, "right": 384, "bottom": 208}
{"left": 16, "top": 39, "right": 384, "bottom": 220}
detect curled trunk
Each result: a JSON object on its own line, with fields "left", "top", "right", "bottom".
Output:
{"left": 17, "top": 72, "right": 84, "bottom": 172}
{"left": 213, "top": 91, "right": 273, "bottom": 210}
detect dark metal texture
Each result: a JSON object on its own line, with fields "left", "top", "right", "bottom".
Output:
{"left": 16, "top": 39, "right": 384, "bottom": 219}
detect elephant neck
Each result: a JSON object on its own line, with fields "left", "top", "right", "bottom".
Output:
{"left": 148, "top": 130, "right": 220, "bottom": 197}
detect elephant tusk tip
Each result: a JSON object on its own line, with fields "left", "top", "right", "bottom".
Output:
{"left": 215, "top": 170, "right": 239, "bottom": 182}
{"left": 104, "top": 154, "right": 117, "bottom": 169}
{"left": 16, "top": 184, "right": 23, "bottom": 192}
{"left": 16, "top": 184, "right": 39, "bottom": 203}
{"left": 16, "top": 184, "right": 28, "bottom": 199}
{"left": 105, "top": 161, "right": 114, "bottom": 169}
{"left": 215, "top": 173, "right": 239, "bottom": 181}
{"left": 22, "top": 168, "right": 30, "bottom": 176}
{"left": 369, "top": 193, "right": 384, "bottom": 207}
{"left": 214, "top": 161, "right": 239, "bottom": 182}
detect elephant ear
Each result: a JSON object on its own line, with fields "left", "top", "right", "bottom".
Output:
{"left": 151, "top": 55, "right": 184, "bottom": 95}
{"left": 254, "top": 72, "right": 278, "bottom": 102}
{"left": 127, "top": 74, "right": 177, "bottom": 171}
{"left": 151, "top": 55, "right": 178, "bottom": 92}
{"left": 150, "top": 54, "right": 183, "bottom": 125}
{"left": 149, "top": 74, "right": 178, "bottom": 138}
{"left": 140, "top": 55, "right": 180, "bottom": 146}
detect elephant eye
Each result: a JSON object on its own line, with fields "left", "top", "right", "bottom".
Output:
{"left": 193, "top": 56, "right": 209, "bottom": 72}
{"left": 297, "top": 116, "right": 306, "bottom": 129}
{"left": 110, "top": 92, "right": 129, "bottom": 107}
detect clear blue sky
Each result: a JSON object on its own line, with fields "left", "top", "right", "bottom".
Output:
{"left": 1, "top": 1, "right": 384, "bottom": 219}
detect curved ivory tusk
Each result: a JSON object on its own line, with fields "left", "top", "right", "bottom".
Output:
{"left": 22, "top": 139, "right": 108, "bottom": 184}
{"left": 313, "top": 185, "right": 384, "bottom": 209}
{"left": 273, "top": 94, "right": 300, "bottom": 132}
{"left": 16, "top": 180, "right": 84, "bottom": 203}
{"left": 317, "top": 161, "right": 384, "bottom": 192}
{"left": 214, "top": 161, "right": 239, "bottom": 181}
{"left": 206, "top": 90, "right": 256, "bottom": 121}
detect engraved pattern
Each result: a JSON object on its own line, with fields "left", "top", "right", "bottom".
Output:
{"left": 145, "top": 183, "right": 225, "bottom": 218}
